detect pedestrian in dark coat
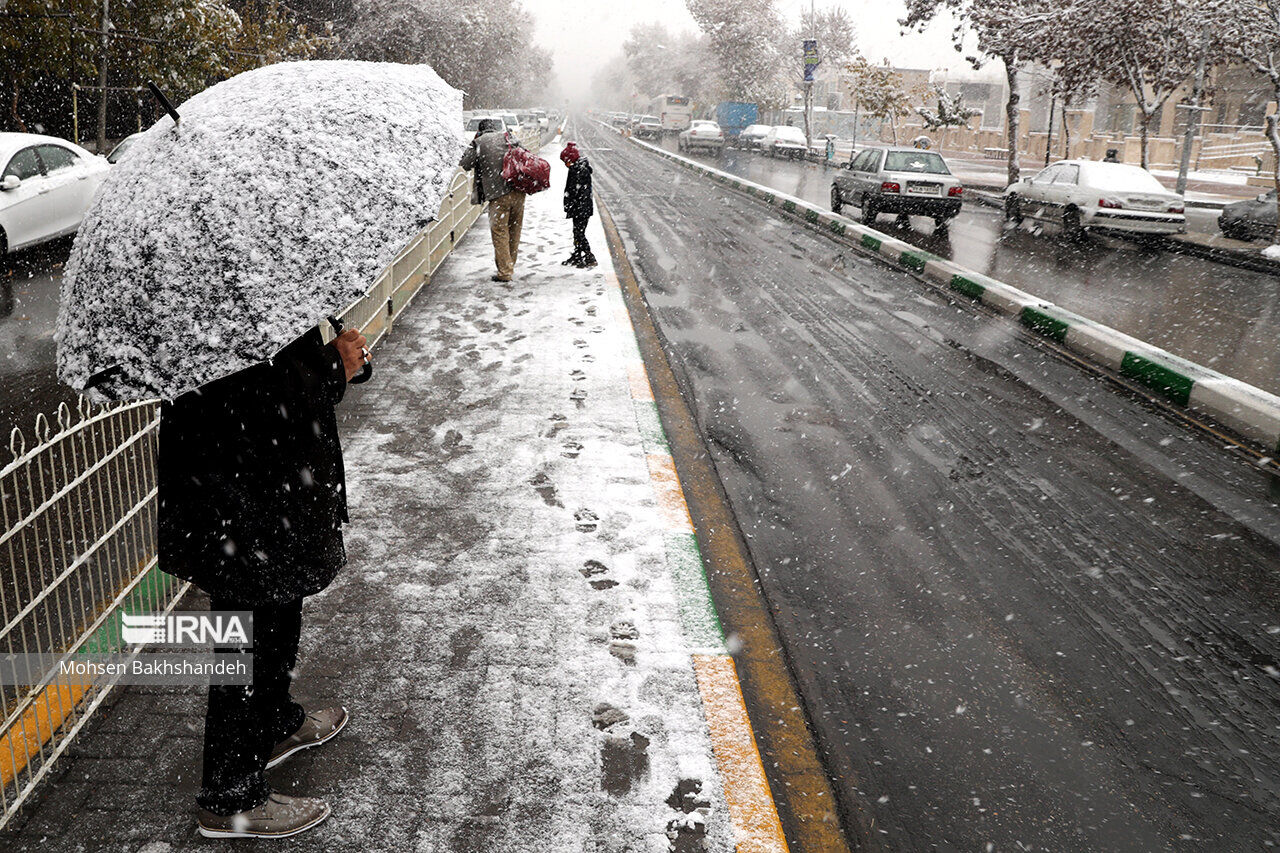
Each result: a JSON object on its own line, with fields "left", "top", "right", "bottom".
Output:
{"left": 560, "top": 142, "right": 597, "bottom": 268}
{"left": 158, "top": 324, "right": 367, "bottom": 835}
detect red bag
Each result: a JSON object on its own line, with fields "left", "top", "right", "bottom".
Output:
{"left": 501, "top": 136, "right": 551, "bottom": 194}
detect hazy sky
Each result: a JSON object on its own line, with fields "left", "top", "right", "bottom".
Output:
{"left": 529, "top": 0, "right": 971, "bottom": 103}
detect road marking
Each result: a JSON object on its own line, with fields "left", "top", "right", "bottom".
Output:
{"left": 694, "top": 654, "right": 790, "bottom": 853}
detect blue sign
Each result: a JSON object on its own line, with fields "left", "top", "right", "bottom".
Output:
{"left": 803, "top": 40, "right": 820, "bottom": 83}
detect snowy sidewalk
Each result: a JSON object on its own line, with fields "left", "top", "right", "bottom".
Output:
{"left": 0, "top": 146, "right": 785, "bottom": 851}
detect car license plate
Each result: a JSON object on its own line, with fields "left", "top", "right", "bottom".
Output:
{"left": 908, "top": 182, "right": 941, "bottom": 195}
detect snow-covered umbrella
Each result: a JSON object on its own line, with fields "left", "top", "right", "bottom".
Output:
{"left": 56, "top": 60, "right": 465, "bottom": 402}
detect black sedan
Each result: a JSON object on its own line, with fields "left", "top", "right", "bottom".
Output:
{"left": 1218, "top": 189, "right": 1277, "bottom": 240}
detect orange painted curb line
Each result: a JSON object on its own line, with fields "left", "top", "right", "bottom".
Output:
{"left": 0, "top": 680, "right": 87, "bottom": 788}
{"left": 646, "top": 453, "right": 695, "bottom": 534}
{"left": 627, "top": 363, "right": 655, "bottom": 402}
{"left": 693, "top": 654, "right": 790, "bottom": 853}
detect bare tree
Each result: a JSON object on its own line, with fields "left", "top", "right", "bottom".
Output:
{"left": 901, "top": 0, "right": 1056, "bottom": 185}
{"left": 1062, "top": 0, "right": 1219, "bottom": 168}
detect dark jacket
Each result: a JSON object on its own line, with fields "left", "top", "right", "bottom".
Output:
{"left": 460, "top": 130, "right": 514, "bottom": 204}
{"left": 564, "top": 158, "right": 593, "bottom": 220}
{"left": 158, "top": 328, "right": 348, "bottom": 605}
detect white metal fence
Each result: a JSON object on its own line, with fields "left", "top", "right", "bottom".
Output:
{"left": 0, "top": 125, "right": 550, "bottom": 828}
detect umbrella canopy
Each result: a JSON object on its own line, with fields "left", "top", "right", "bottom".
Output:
{"left": 57, "top": 60, "right": 465, "bottom": 402}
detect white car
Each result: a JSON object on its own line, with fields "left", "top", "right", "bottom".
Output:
{"left": 736, "top": 124, "right": 771, "bottom": 150}
{"left": 1, "top": 132, "right": 110, "bottom": 255}
{"left": 760, "top": 126, "right": 808, "bottom": 159}
{"left": 1005, "top": 159, "right": 1186, "bottom": 237}
{"left": 678, "top": 120, "right": 725, "bottom": 152}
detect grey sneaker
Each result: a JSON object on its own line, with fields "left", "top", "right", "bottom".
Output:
{"left": 197, "top": 792, "right": 330, "bottom": 838}
{"left": 267, "top": 706, "right": 349, "bottom": 769}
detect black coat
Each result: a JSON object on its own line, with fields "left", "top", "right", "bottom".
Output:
{"left": 158, "top": 328, "right": 349, "bottom": 605}
{"left": 564, "top": 158, "right": 593, "bottom": 220}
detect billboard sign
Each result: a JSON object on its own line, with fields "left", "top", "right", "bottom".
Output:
{"left": 803, "top": 40, "right": 820, "bottom": 82}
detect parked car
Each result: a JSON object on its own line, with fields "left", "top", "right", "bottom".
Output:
{"left": 736, "top": 124, "right": 771, "bottom": 150}
{"left": 634, "top": 115, "right": 663, "bottom": 139}
{"left": 1004, "top": 160, "right": 1186, "bottom": 237}
{"left": 106, "top": 132, "right": 142, "bottom": 164}
{"left": 1218, "top": 189, "right": 1277, "bottom": 241}
{"left": 678, "top": 120, "right": 725, "bottom": 152}
{"left": 609, "top": 112, "right": 631, "bottom": 128}
{"left": 760, "top": 125, "right": 808, "bottom": 159}
{"left": 831, "top": 146, "right": 964, "bottom": 227}
{"left": 1, "top": 132, "right": 110, "bottom": 255}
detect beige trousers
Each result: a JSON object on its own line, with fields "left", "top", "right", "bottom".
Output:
{"left": 488, "top": 191, "right": 526, "bottom": 280}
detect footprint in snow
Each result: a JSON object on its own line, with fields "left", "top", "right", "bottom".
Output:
{"left": 570, "top": 388, "right": 587, "bottom": 407}
{"left": 666, "top": 779, "right": 712, "bottom": 853}
{"left": 570, "top": 369, "right": 586, "bottom": 382}
{"left": 575, "top": 508, "right": 600, "bottom": 534}
{"left": 545, "top": 413, "right": 568, "bottom": 438}
{"left": 609, "top": 620, "right": 639, "bottom": 665}
{"left": 570, "top": 317, "right": 585, "bottom": 327}
{"left": 585, "top": 305, "right": 597, "bottom": 316}
{"left": 562, "top": 440, "right": 583, "bottom": 459}
{"left": 593, "top": 702, "right": 649, "bottom": 797}
{"left": 579, "top": 557, "right": 614, "bottom": 589}
{"left": 573, "top": 338, "right": 588, "bottom": 349}
{"left": 529, "top": 471, "right": 562, "bottom": 507}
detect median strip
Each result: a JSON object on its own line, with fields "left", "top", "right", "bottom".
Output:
{"left": 624, "top": 133, "right": 1280, "bottom": 456}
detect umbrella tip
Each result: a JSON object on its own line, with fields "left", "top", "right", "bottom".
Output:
{"left": 146, "top": 81, "right": 181, "bottom": 127}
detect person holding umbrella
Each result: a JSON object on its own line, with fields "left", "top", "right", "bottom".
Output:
{"left": 161, "top": 323, "right": 368, "bottom": 837}
{"left": 460, "top": 117, "right": 527, "bottom": 282}
{"left": 560, "top": 142, "right": 596, "bottom": 268}
{"left": 56, "top": 61, "right": 467, "bottom": 838}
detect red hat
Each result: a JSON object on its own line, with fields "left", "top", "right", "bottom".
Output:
{"left": 560, "top": 142, "right": 581, "bottom": 165}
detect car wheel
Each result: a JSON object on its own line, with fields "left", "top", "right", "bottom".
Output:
{"left": 861, "top": 197, "right": 878, "bottom": 225}
{"left": 1004, "top": 194, "right": 1023, "bottom": 223}
{"left": 1063, "top": 207, "right": 1084, "bottom": 240}
{"left": 830, "top": 185, "right": 843, "bottom": 213}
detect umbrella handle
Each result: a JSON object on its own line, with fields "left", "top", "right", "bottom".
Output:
{"left": 327, "top": 316, "right": 373, "bottom": 385}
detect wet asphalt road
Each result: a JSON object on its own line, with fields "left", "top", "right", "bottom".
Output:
{"left": 579, "top": 119, "right": 1280, "bottom": 851}
{"left": 648, "top": 135, "right": 1280, "bottom": 397}
{"left": 0, "top": 240, "right": 78, "bottom": 445}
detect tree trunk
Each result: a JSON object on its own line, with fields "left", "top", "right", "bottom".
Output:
{"left": 1004, "top": 61, "right": 1020, "bottom": 185}
{"left": 1139, "top": 111, "right": 1150, "bottom": 169}
{"left": 1062, "top": 104, "right": 1070, "bottom": 160}
{"left": 1268, "top": 112, "right": 1280, "bottom": 245}
{"left": 8, "top": 82, "right": 28, "bottom": 133}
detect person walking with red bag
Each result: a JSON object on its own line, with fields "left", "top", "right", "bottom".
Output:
{"left": 460, "top": 118, "right": 549, "bottom": 282}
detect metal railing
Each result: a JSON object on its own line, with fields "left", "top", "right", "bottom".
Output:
{"left": 0, "top": 124, "right": 550, "bottom": 828}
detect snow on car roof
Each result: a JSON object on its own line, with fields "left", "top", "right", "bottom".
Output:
{"left": 1077, "top": 161, "right": 1170, "bottom": 193}
{"left": 0, "top": 132, "right": 91, "bottom": 160}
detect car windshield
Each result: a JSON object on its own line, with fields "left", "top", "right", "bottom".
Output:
{"left": 883, "top": 151, "right": 950, "bottom": 174}
{"left": 776, "top": 127, "right": 806, "bottom": 143}
{"left": 641, "top": 116, "right": 659, "bottom": 124}
{"left": 1086, "top": 164, "right": 1166, "bottom": 193}
{"left": 107, "top": 136, "right": 137, "bottom": 164}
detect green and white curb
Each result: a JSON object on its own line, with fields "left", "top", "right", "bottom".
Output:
{"left": 624, "top": 133, "right": 1280, "bottom": 456}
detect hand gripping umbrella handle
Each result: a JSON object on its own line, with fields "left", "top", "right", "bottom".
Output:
{"left": 327, "top": 316, "right": 373, "bottom": 384}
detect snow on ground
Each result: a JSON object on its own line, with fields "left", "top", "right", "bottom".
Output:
{"left": 58, "top": 60, "right": 466, "bottom": 403}
{"left": 315, "top": 146, "right": 735, "bottom": 850}
{"left": 1262, "top": 244, "right": 1280, "bottom": 260}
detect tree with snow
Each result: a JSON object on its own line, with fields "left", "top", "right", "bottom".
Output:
{"left": 900, "top": 0, "right": 1055, "bottom": 185}
{"left": 1054, "top": 0, "right": 1222, "bottom": 169}
{"left": 340, "top": 0, "right": 552, "bottom": 108}
{"left": 916, "top": 85, "right": 980, "bottom": 131}
{"left": 844, "top": 54, "right": 923, "bottom": 145}
{"left": 1219, "top": 0, "right": 1280, "bottom": 243}
{"left": 686, "top": 0, "right": 789, "bottom": 107}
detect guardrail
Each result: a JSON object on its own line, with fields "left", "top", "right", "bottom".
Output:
{"left": 0, "top": 124, "right": 550, "bottom": 829}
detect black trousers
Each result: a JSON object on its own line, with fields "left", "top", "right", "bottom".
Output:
{"left": 197, "top": 595, "right": 307, "bottom": 815}
{"left": 571, "top": 215, "right": 595, "bottom": 263}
